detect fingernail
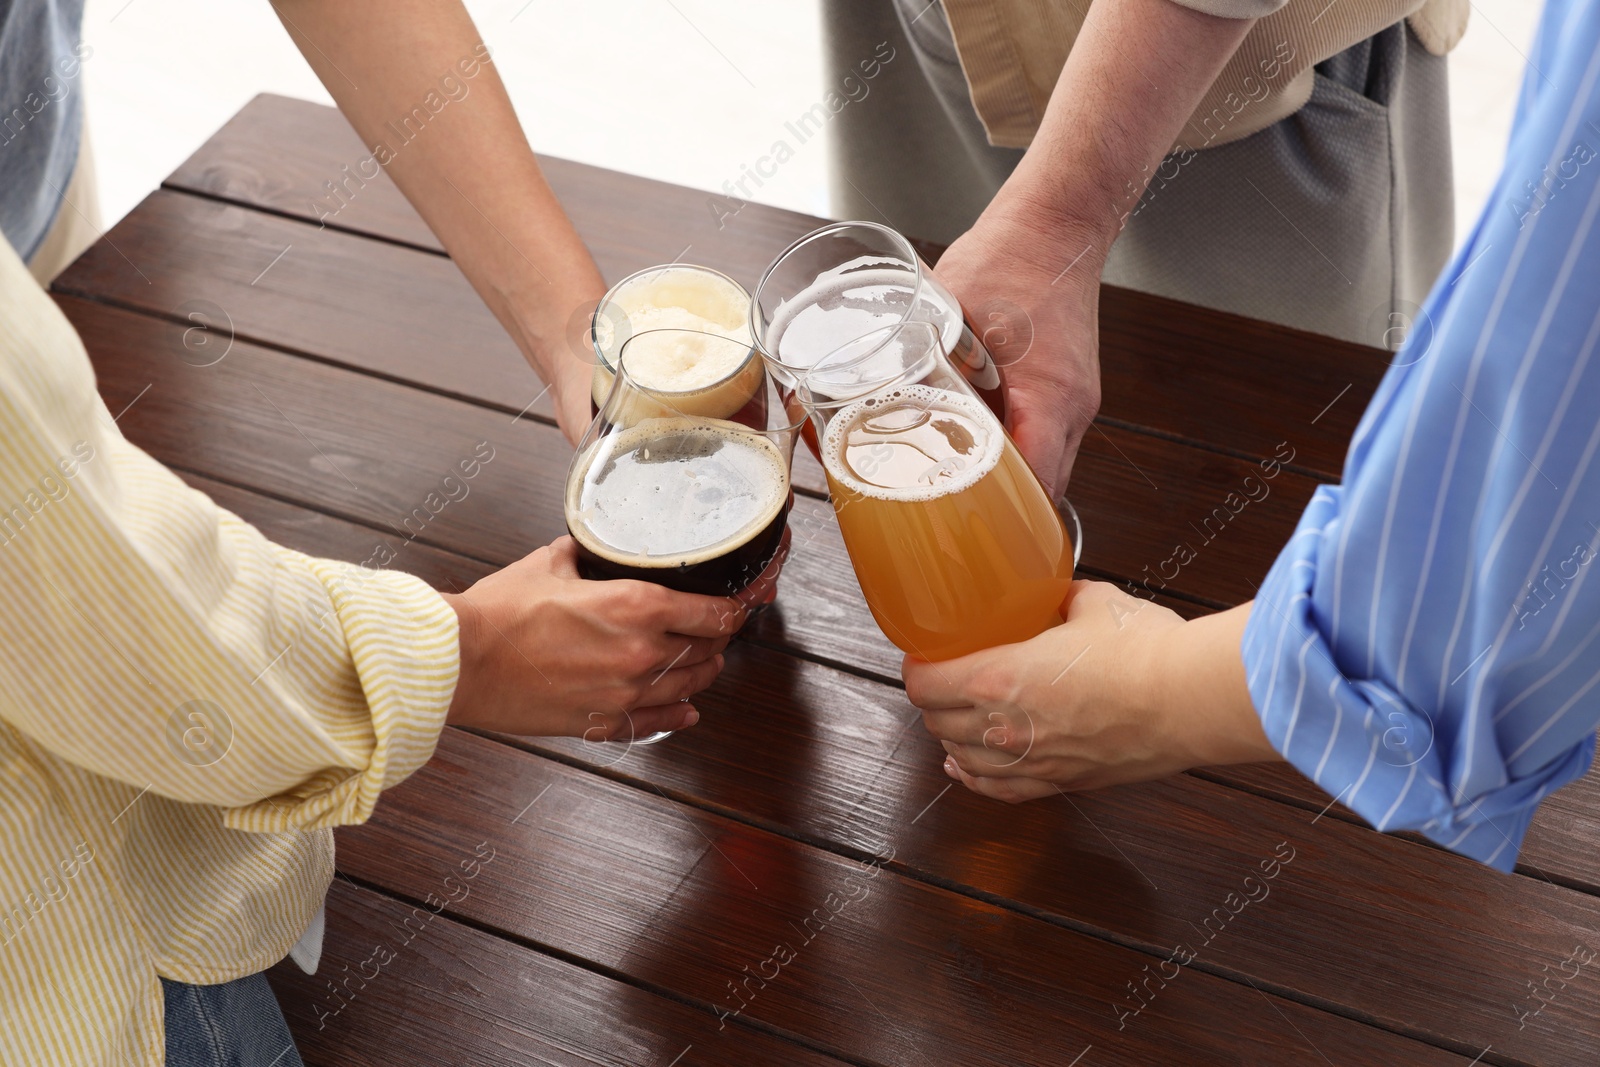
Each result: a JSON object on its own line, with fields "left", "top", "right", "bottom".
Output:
{"left": 683, "top": 708, "right": 700, "bottom": 727}
{"left": 943, "top": 756, "right": 959, "bottom": 779}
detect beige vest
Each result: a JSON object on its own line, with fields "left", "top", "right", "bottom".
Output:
{"left": 939, "top": 0, "right": 1468, "bottom": 150}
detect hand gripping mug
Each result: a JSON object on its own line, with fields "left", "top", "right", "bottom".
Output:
{"left": 565, "top": 328, "right": 802, "bottom": 741}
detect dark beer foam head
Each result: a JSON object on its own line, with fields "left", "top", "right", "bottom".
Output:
{"left": 566, "top": 417, "right": 789, "bottom": 568}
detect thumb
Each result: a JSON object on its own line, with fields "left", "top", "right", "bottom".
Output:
{"left": 1052, "top": 425, "right": 1087, "bottom": 496}
{"left": 1009, "top": 420, "right": 1066, "bottom": 500}
{"left": 546, "top": 535, "right": 583, "bottom": 578}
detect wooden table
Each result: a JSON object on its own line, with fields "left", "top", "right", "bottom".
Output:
{"left": 52, "top": 94, "right": 1600, "bottom": 1067}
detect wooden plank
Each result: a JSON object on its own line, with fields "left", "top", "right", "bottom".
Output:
{"left": 59, "top": 296, "right": 1308, "bottom": 636}
{"left": 332, "top": 729, "right": 1475, "bottom": 1066}
{"left": 149, "top": 92, "right": 1380, "bottom": 479}
{"left": 53, "top": 189, "right": 540, "bottom": 417}
{"left": 1201, "top": 759, "right": 1600, "bottom": 894}
{"left": 65, "top": 299, "right": 1600, "bottom": 1062}
{"left": 268, "top": 877, "right": 852, "bottom": 1066}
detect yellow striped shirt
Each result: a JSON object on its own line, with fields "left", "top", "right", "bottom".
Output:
{"left": 0, "top": 237, "right": 460, "bottom": 1063}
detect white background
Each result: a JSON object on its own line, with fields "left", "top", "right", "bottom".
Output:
{"left": 81, "top": 0, "right": 1538, "bottom": 250}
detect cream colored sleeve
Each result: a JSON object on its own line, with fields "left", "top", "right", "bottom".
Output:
{"left": 942, "top": 0, "right": 1464, "bottom": 151}
{"left": 1176, "top": 0, "right": 1440, "bottom": 153}
{"left": 0, "top": 241, "right": 459, "bottom": 832}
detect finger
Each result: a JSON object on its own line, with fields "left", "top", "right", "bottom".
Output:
{"left": 943, "top": 740, "right": 1040, "bottom": 779}
{"left": 620, "top": 702, "right": 701, "bottom": 740}
{"left": 901, "top": 653, "right": 986, "bottom": 711}
{"left": 1055, "top": 427, "right": 1085, "bottom": 495}
{"left": 636, "top": 655, "right": 724, "bottom": 707}
{"left": 917, "top": 707, "right": 986, "bottom": 746}
{"left": 944, "top": 757, "right": 1058, "bottom": 804}
{"left": 650, "top": 587, "right": 750, "bottom": 639}
{"left": 1011, "top": 427, "right": 1065, "bottom": 502}
{"left": 647, "top": 634, "right": 729, "bottom": 673}
{"left": 737, "top": 525, "right": 791, "bottom": 610}
{"left": 545, "top": 536, "right": 582, "bottom": 579}
{"left": 923, "top": 706, "right": 1036, "bottom": 754}
{"left": 559, "top": 396, "right": 588, "bottom": 448}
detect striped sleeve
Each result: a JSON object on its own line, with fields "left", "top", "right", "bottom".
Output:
{"left": 0, "top": 239, "right": 459, "bottom": 834}
{"left": 1240, "top": 0, "right": 1600, "bottom": 871}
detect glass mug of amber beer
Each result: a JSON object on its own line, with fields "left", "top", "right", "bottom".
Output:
{"left": 565, "top": 328, "right": 799, "bottom": 742}
{"left": 797, "top": 320, "right": 1079, "bottom": 662}
{"left": 750, "top": 220, "right": 1005, "bottom": 441}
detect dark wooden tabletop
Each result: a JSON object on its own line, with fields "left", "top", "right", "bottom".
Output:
{"left": 51, "top": 93, "right": 1600, "bottom": 1067}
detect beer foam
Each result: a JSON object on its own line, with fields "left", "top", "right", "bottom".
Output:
{"left": 600, "top": 268, "right": 754, "bottom": 393}
{"left": 820, "top": 385, "right": 1004, "bottom": 503}
{"left": 621, "top": 315, "right": 752, "bottom": 392}
{"left": 566, "top": 418, "right": 789, "bottom": 568}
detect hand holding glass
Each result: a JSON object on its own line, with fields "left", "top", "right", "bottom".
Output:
{"left": 564, "top": 329, "right": 799, "bottom": 740}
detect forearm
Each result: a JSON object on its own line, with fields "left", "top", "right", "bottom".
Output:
{"left": 1145, "top": 601, "right": 1276, "bottom": 767}
{"left": 987, "top": 0, "right": 1256, "bottom": 255}
{"left": 273, "top": 0, "right": 602, "bottom": 401}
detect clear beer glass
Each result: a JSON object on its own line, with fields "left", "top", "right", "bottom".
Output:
{"left": 565, "top": 329, "right": 800, "bottom": 742}
{"left": 590, "top": 264, "right": 759, "bottom": 422}
{"left": 749, "top": 221, "right": 1004, "bottom": 435}
{"left": 797, "top": 321, "right": 1077, "bottom": 662}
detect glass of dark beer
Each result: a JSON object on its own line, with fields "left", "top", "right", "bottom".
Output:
{"left": 564, "top": 328, "right": 801, "bottom": 743}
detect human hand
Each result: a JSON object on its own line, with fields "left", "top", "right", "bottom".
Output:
{"left": 442, "top": 536, "right": 780, "bottom": 741}
{"left": 903, "top": 583, "right": 1274, "bottom": 801}
{"left": 933, "top": 208, "right": 1105, "bottom": 496}
{"left": 550, "top": 312, "right": 600, "bottom": 446}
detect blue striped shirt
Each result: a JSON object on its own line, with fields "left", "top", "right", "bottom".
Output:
{"left": 1241, "top": 0, "right": 1600, "bottom": 871}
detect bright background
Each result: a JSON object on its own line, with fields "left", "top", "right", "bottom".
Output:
{"left": 82, "top": 0, "right": 1538, "bottom": 250}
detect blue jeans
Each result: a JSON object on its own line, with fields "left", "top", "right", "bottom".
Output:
{"left": 162, "top": 973, "right": 304, "bottom": 1067}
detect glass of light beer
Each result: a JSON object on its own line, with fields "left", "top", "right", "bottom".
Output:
{"left": 566, "top": 328, "right": 799, "bottom": 742}
{"left": 799, "top": 321, "right": 1076, "bottom": 662}
{"left": 750, "top": 221, "right": 1005, "bottom": 436}
{"left": 590, "top": 264, "right": 762, "bottom": 424}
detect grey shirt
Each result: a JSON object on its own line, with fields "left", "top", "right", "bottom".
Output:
{"left": 0, "top": 0, "right": 86, "bottom": 261}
